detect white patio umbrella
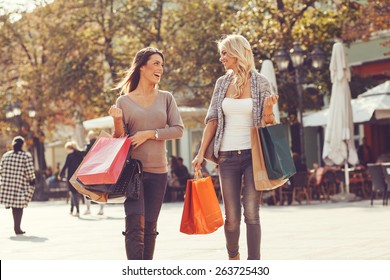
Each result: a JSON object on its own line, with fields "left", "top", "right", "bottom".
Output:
{"left": 322, "top": 40, "right": 358, "bottom": 199}
{"left": 74, "top": 122, "right": 86, "bottom": 150}
{"left": 260, "top": 59, "right": 281, "bottom": 122}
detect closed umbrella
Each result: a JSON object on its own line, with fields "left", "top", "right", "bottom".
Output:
{"left": 260, "top": 59, "right": 280, "bottom": 122}
{"left": 75, "top": 123, "right": 86, "bottom": 150}
{"left": 322, "top": 40, "right": 358, "bottom": 200}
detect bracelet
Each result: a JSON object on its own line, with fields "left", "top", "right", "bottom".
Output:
{"left": 262, "top": 113, "right": 274, "bottom": 117}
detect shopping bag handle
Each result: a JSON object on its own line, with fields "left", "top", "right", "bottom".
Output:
{"left": 193, "top": 169, "right": 203, "bottom": 180}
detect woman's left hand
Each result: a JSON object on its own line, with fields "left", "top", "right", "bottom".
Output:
{"left": 130, "top": 130, "right": 154, "bottom": 149}
{"left": 264, "top": 95, "right": 279, "bottom": 110}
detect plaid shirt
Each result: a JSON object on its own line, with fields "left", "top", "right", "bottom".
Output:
{"left": 0, "top": 150, "right": 35, "bottom": 208}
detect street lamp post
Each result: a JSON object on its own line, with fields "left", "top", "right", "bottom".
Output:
{"left": 274, "top": 43, "right": 325, "bottom": 165}
{"left": 5, "top": 101, "right": 36, "bottom": 135}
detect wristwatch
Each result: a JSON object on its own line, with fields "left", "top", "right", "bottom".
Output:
{"left": 154, "top": 129, "right": 159, "bottom": 140}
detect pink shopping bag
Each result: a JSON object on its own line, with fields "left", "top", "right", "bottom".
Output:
{"left": 77, "top": 136, "right": 131, "bottom": 185}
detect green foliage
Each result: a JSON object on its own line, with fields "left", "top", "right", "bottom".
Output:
{"left": 0, "top": 0, "right": 388, "bottom": 140}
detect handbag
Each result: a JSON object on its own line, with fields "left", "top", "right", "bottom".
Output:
{"left": 204, "top": 136, "right": 217, "bottom": 164}
{"left": 258, "top": 124, "right": 296, "bottom": 180}
{"left": 77, "top": 136, "right": 132, "bottom": 185}
{"left": 81, "top": 158, "right": 143, "bottom": 200}
{"left": 180, "top": 171, "right": 224, "bottom": 234}
{"left": 70, "top": 131, "right": 143, "bottom": 203}
{"left": 250, "top": 126, "right": 292, "bottom": 191}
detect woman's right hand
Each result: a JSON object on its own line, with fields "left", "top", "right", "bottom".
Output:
{"left": 192, "top": 154, "right": 204, "bottom": 171}
{"left": 108, "top": 105, "right": 123, "bottom": 120}
{"left": 109, "top": 105, "right": 125, "bottom": 137}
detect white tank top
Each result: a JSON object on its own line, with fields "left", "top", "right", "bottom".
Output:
{"left": 220, "top": 98, "right": 253, "bottom": 151}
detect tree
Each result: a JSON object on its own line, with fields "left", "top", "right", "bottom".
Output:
{"left": 158, "top": 0, "right": 238, "bottom": 105}
{"left": 342, "top": 0, "right": 390, "bottom": 48}
{"left": 1, "top": 0, "right": 388, "bottom": 145}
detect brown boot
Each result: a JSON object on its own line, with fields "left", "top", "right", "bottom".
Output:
{"left": 144, "top": 221, "right": 158, "bottom": 260}
{"left": 229, "top": 253, "right": 240, "bottom": 260}
{"left": 122, "top": 214, "right": 145, "bottom": 260}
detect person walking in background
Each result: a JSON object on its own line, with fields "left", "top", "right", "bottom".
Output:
{"left": 166, "top": 155, "right": 181, "bottom": 202}
{"left": 83, "top": 130, "right": 104, "bottom": 215}
{"left": 192, "top": 34, "right": 278, "bottom": 260}
{"left": 167, "top": 155, "right": 179, "bottom": 188}
{"left": 109, "top": 47, "right": 184, "bottom": 260}
{"left": 0, "top": 136, "right": 36, "bottom": 235}
{"left": 172, "top": 157, "right": 191, "bottom": 188}
{"left": 46, "top": 162, "right": 61, "bottom": 189}
{"left": 59, "top": 141, "right": 84, "bottom": 217}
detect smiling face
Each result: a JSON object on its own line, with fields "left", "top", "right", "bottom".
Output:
{"left": 219, "top": 48, "right": 237, "bottom": 72}
{"left": 140, "top": 53, "right": 164, "bottom": 84}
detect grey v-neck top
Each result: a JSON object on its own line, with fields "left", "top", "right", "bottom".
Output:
{"left": 116, "top": 90, "right": 184, "bottom": 173}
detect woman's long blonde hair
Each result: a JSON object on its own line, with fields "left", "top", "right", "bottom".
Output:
{"left": 217, "top": 34, "right": 255, "bottom": 98}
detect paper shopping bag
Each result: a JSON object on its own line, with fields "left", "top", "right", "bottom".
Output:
{"left": 70, "top": 131, "right": 130, "bottom": 203}
{"left": 180, "top": 172, "right": 224, "bottom": 234}
{"left": 250, "top": 126, "right": 290, "bottom": 191}
{"left": 77, "top": 136, "right": 132, "bottom": 185}
{"left": 70, "top": 137, "right": 109, "bottom": 203}
{"left": 258, "top": 124, "right": 296, "bottom": 180}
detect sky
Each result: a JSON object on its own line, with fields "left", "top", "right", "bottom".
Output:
{"left": 0, "top": 0, "right": 54, "bottom": 15}
{"left": 0, "top": 0, "right": 39, "bottom": 13}
{"left": 0, "top": 0, "right": 53, "bottom": 21}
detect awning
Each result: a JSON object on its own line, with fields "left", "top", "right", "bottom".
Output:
{"left": 303, "top": 81, "right": 390, "bottom": 127}
{"left": 82, "top": 106, "right": 208, "bottom": 130}
{"left": 83, "top": 116, "right": 114, "bottom": 130}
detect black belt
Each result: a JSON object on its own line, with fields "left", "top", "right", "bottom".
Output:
{"left": 219, "top": 149, "right": 252, "bottom": 156}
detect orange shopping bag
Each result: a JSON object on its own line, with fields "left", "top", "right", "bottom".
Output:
{"left": 180, "top": 171, "right": 224, "bottom": 234}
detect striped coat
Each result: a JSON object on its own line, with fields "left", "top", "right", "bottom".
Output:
{"left": 0, "top": 150, "right": 36, "bottom": 208}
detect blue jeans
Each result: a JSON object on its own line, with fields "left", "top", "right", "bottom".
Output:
{"left": 218, "top": 149, "right": 261, "bottom": 260}
{"left": 124, "top": 172, "right": 168, "bottom": 224}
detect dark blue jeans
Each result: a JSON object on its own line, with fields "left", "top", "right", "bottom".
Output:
{"left": 124, "top": 172, "right": 168, "bottom": 224}
{"left": 218, "top": 149, "right": 261, "bottom": 260}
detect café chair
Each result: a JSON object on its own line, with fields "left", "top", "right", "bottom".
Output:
{"left": 367, "top": 163, "right": 387, "bottom": 206}
{"left": 336, "top": 168, "right": 370, "bottom": 199}
{"left": 380, "top": 163, "right": 390, "bottom": 206}
{"left": 289, "top": 171, "right": 311, "bottom": 205}
{"left": 318, "top": 169, "right": 339, "bottom": 202}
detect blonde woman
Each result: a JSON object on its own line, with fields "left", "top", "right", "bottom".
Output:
{"left": 59, "top": 141, "right": 84, "bottom": 217}
{"left": 192, "top": 34, "right": 278, "bottom": 260}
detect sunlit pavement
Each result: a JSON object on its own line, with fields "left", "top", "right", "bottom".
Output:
{"left": 1, "top": 199, "right": 389, "bottom": 260}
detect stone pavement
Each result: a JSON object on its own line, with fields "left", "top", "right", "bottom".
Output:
{"left": 0, "top": 199, "right": 389, "bottom": 260}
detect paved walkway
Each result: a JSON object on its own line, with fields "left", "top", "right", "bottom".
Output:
{"left": 0, "top": 199, "right": 389, "bottom": 260}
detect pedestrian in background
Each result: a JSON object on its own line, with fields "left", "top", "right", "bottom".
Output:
{"left": 0, "top": 136, "right": 36, "bottom": 235}
{"left": 83, "top": 130, "right": 104, "bottom": 215}
{"left": 109, "top": 47, "right": 184, "bottom": 259}
{"left": 59, "top": 141, "right": 84, "bottom": 217}
{"left": 172, "top": 157, "right": 191, "bottom": 188}
{"left": 192, "top": 34, "right": 278, "bottom": 260}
